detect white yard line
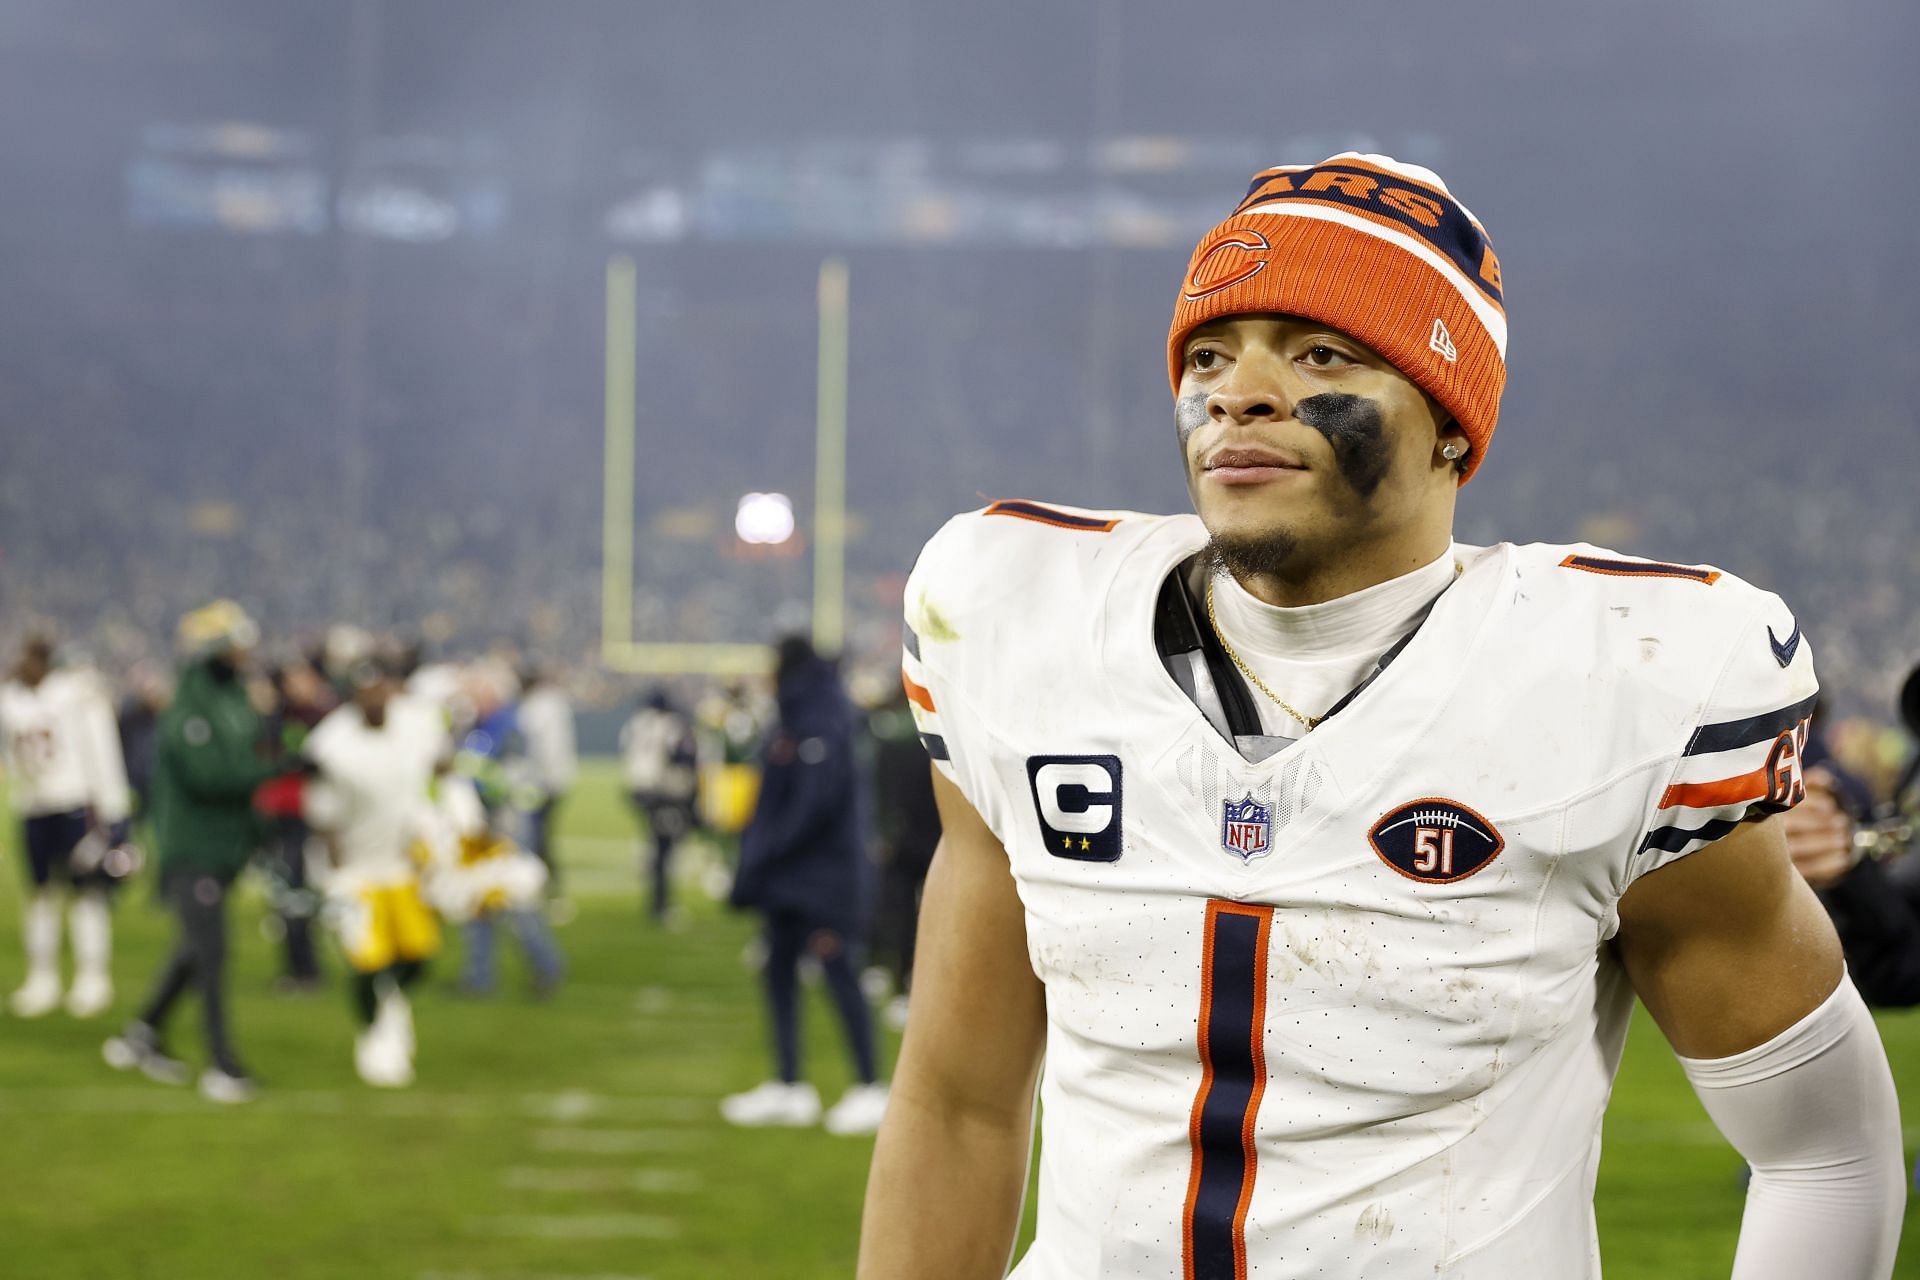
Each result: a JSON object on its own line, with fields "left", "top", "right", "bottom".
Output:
{"left": 629, "top": 1020, "right": 744, "bottom": 1042}
{"left": 563, "top": 980, "right": 743, "bottom": 998}
{"left": 465, "top": 1214, "right": 679, "bottom": 1241}
{"left": 531, "top": 1128, "right": 695, "bottom": 1154}
{"left": 631, "top": 989, "right": 740, "bottom": 1019}
{"left": 558, "top": 837, "right": 645, "bottom": 855}
{"left": 554, "top": 870, "right": 636, "bottom": 896}
{"left": 0, "top": 1087, "right": 703, "bottom": 1123}
{"left": 554, "top": 839, "right": 646, "bottom": 881}
{"left": 519, "top": 1090, "right": 703, "bottom": 1123}
{"left": 500, "top": 1166, "right": 700, "bottom": 1194}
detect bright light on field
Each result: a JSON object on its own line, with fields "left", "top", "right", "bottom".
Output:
{"left": 735, "top": 491, "right": 796, "bottom": 545}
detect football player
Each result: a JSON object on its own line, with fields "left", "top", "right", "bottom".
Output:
{"left": 303, "top": 657, "right": 448, "bottom": 1088}
{"left": 860, "top": 155, "right": 1904, "bottom": 1278}
{"left": 0, "top": 635, "right": 132, "bottom": 1019}
{"left": 414, "top": 759, "right": 563, "bottom": 997}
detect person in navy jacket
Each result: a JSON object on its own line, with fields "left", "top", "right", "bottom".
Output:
{"left": 723, "top": 636, "right": 888, "bottom": 1135}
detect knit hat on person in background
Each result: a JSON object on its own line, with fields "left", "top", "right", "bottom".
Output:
{"left": 176, "top": 599, "right": 259, "bottom": 657}
{"left": 1167, "top": 153, "right": 1507, "bottom": 483}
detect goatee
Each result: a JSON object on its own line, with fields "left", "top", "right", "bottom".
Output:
{"left": 1204, "top": 528, "right": 1300, "bottom": 582}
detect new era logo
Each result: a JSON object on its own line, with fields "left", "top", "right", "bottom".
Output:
{"left": 1429, "top": 318, "right": 1458, "bottom": 363}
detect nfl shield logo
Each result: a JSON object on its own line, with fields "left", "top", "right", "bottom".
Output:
{"left": 1221, "top": 793, "right": 1273, "bottom": 862}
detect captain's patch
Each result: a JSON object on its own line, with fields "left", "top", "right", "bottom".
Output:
{"left": 1027, "top": 755, "right": 1123, "bottom": 862}
{"left": 1368, "top": 798, "right": 1503, "bottom": 884}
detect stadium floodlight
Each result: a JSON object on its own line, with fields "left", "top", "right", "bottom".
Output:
{"left": 600, "top": 255, "right": 850, "bottom": 675}
{"left": 735, "top": 492, "right": 796, "bottom": 546}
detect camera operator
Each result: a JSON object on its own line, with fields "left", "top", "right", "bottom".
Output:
{"left": 1784, "top": 685, "right": 1920, "bottom": 1007}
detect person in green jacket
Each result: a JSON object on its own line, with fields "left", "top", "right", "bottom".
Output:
{"left": 103, "top": 601, "right": 280, "bottom": 1104}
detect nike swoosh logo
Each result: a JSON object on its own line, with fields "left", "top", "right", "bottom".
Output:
{"left": 1768, "top": 621, "right": 1802, "bottom": 669}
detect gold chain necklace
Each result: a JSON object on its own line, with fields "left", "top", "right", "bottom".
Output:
{"left": 1204, "top": 562, "right": 1466, "bottom": 734}
{"left": 1204, "top": 578, "right": 1321, "bottom": 731}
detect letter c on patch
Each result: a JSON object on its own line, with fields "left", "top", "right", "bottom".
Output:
{"left": 1184, "top": 230, "right": 1271, "bottom": 301}
{"left": 1034, "top": 762, "right": 1115, "bottom": 833}
{"left": 1027, "top": 754, "right": 1124, "bottom": 862}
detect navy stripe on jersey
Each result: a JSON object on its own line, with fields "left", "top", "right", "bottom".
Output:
{"left": 1640, "top": 815, "right": 1744, "bottom": 856}
{"left": 1184, "top": 902, "right": 1272, "bottom": 1280}
{"left": 1560, "top": 554, "right": 1720, "bottom": 584}
{"left": 918, "top": 732, "right": 950, "bottom": 761}
{"left": 1685, "top": 693, "right": 1819, "bottom": 758}
{"left": 983, "top": 499, "right": 1120, "bottom": 532}
{"left": 901, "top": 621, "right": 921, "bottom": 661}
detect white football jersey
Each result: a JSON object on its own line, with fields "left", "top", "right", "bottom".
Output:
{"left": 412, "top": 775, "right": 547, "bottom": 921}
{"left": 304, "top": 695, "right": 449, "bottom": 885}
{"left": 901, "top": 501, "right": 1817, "bottom": 1280}
{"left": 0, "top": 671, "right": 131, "bottom": 822}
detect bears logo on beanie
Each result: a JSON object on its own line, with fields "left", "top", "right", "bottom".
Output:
{"left": 1168, "top": 153, "right": 1506, "bottom": 483}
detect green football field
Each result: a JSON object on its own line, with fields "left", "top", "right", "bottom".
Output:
{"left": 1, "top": 761, "right": 1916, "bottom": 1278}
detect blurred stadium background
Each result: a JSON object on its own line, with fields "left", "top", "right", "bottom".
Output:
{"left": 1, "top": 1, "right": 1917, "bottom": 1276}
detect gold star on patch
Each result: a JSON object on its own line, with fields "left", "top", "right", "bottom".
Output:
{"left": 1061, "top": 835, "right": 1072, "bottom": 850}
{"left": 1079, "top": 838, "right": 1091, "bottom": 851}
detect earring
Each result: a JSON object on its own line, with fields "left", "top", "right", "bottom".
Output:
{"left": 1441, "top": 442, "right": 1465, "bottom": 461}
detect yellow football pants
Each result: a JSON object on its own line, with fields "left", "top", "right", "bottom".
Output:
{"left": 337, "top": 881, "right": 441, "bottom": 974}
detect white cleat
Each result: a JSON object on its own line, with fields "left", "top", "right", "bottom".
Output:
{"left": 8, "top": 973, "right": 62, "bottom": 1019}
{"left": 823, "top": 1082, "right": 891, "bottom": 1136}
{"left": 376, "top": 991, "right": 416, "bottom": 1063}
{"left": 719, "top": 1080, "right": 821, "bottom": 1128}
{"left": 65, "top": 974, "right": 114, "bottom": 1019}
{"left": 198, "top": 1068, "right": 257, "bottom": 1105}
{"left": 354, "top": 1024, "right": 414, "bottom": 1089}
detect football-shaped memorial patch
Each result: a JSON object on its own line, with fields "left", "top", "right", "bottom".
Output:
{"left": 1368, "top": 798, "right": 1503, "bottom": 884}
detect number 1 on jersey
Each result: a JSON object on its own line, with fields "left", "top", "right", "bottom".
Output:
{"left": 1183, "top": 900, "right": 1274, "bottom": 1280}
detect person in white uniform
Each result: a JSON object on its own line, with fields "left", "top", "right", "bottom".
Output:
{"left": 860, "top": 154, "right": 1905, "bottom": 1279}
{"left": 0, "top": 636, "right": 132, "bottom": 1018}
{"left": 304, "top": 658, "right": 449, "bottom": 1087}
{"left": 514, "top": 666, "right": 577, "bottom": 897}
{"left": 413, "top": 762, "right": 564, "bottom": 997}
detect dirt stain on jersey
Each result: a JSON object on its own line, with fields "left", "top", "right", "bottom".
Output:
{"left": 907, "top": 592, "right": 960, "bottom": 643}
{"left": 1296, "top": 393, "right": 1392, "bottom": 498}
{"left": 1355, "top": 1203, "right": 1396, "bottom": 1244}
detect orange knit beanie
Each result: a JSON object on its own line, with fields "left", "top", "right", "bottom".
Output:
{"left": 1168, "top": 153, "right": 1506, "bottom": 482}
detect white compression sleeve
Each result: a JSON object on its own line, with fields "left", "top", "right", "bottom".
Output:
{"left": 1678, "top": 974, "right": 1905, "bottom": 1280}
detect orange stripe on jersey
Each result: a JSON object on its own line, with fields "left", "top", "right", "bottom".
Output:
{"left": 1558, "top": 554, "right": 1722, "bottom": 585}
{"left": 983, "top": 499, "right": 1120, "bottom": 532}
{"left": 1183, "top": 900, "right": 1273, "bottom": 1280}
{"left": 900, "top": 669, "right": 936, "bottom": 714}
{"left": 1660, "top": 764, "right": 1771, "bottom": 812}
